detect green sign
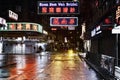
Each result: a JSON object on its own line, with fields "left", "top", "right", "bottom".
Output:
{"left": 0, "top": 22, "right": 43, "bottom": 33}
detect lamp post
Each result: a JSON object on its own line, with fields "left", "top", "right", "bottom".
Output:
{"left": 116, "top": 34, "right": 119, "bottom": 66}
{"left": 112, "top": 25, "right": 120, "bottom": 66}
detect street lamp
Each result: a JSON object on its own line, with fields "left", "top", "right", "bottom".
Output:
{"left": 112, "top": 24, "right": 120, "bottom": 66}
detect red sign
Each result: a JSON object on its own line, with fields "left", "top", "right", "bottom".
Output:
{"left": 38, "top": 2, "right": 79, "bottom": 14}
{"left": 51, "top": 28, "right": 57, "bottom": 30}
{"left": 50, "top": 17, "right": 78, "bottom": 26}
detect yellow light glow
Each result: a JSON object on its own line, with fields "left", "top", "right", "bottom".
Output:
{"left": 68, "top": 49, "right": 74, "bottom": 56}
{"left": 55, "top": 56, "right": 62, "bottom": 60}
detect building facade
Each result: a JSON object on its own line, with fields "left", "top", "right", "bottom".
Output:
{"left": 83, "top": 0, "right": 120, "bottom": 69}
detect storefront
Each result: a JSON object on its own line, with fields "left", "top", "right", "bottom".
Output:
{"left": 0, "top": 17, "right": 7, "bottom": 53}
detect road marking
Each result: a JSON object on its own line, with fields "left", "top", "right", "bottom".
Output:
{"left": 39, "top": 69, "right": 44, "bottom": 73}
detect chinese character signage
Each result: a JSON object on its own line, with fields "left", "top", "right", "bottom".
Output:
{"left": 37, "top": 1, "right": 79, "bottom": 14}
{"left": 8, "top": 23, "right": 38, "bottom": 31}
{"left": 0, "top": 22, "right": 43, "bottom": 33}
{"left": 50, "top": 17, "right": 78, "bottom": 26}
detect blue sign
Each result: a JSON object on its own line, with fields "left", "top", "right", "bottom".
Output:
{"left": 37, "top": 1, "right": 79, "bottom": 14}
{"left": 50, "top": 17, "right": 78, "bottom": 26}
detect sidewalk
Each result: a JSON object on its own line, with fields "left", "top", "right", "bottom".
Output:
{"left": 0, "top": 54, "right": 16, "bottom": 68}
{"left": 78, "top": 53, "right": 116, "bottom": 80}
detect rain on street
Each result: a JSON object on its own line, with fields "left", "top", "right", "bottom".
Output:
{"left": 0, "top": 50, "right": 101, "bottom": 80}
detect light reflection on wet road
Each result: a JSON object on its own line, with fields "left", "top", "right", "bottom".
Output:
{"left": 0, "top": 51, "right": 101, "bottom": 80}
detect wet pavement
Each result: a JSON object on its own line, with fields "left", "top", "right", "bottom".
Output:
{"left": 0, "top": 50, "right": 102, "bottom": 80}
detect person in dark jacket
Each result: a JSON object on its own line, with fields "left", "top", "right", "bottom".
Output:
{"left": 39, "top": 46, "right": 42, "bottom": 52}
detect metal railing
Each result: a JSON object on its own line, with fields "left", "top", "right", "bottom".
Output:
{"left": 100, "top": 54, "right": 115, "bottom": 75}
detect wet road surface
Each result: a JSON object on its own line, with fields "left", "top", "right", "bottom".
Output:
{"left": 0, "top": 50, "right": 102, "bottom": 80}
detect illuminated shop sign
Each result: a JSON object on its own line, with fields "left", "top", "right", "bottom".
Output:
{"left": 0, "top": 17, "right": 7, "bottom": 26}
{"left": 73, "top": 0, "right": 78, "bottom": 1}
{"left": 112, "top": 25, "right": 120, "bottom": 34}
{"left": 43, "top": 30, "right": 48, "bottom": 35}
{"left": 37, "top": 1, "right": 79, "bottom": 14}
{"left": 91, "top": 29, "right": 96, "bottom": 37}
{"left": 91, "top": 25, "right": 102, "bottom": 37}
{"left": 50, "top": 17, "right": 78, "bottom": 26}
{"left": 68, "top": 26, "right": 75, "bottom": 30}
{"left": 0, "top": 22, "right": 43, "bottom": 33}
{"left": 51, "top": 28, "right": 57, "bottom": 30}
{"left": 9, "top": 10, "right": 18, "bottom": 20}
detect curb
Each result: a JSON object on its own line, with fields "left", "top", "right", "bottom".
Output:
{"left": 78, "top": 53, "right": 116, "bottom": 80}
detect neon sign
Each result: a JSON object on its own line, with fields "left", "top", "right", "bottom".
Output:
{"left": 38, "top": 1, "right": 79, "bottom": 14}
{"left": 50, "top": 17, "right": 78, "bottom": 26}
{"left": 0, "top": 22, "right": 43, "bottom": 33}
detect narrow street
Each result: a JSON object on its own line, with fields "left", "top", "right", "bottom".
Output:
{"left": 0, "top": 0, "right": 120, "bottom": 80}
{"left": 0, "top": 50, "right": 102, "bottom": 80}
